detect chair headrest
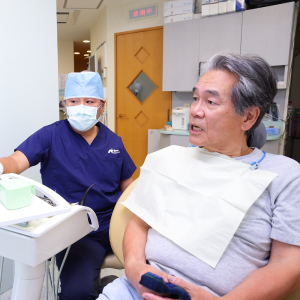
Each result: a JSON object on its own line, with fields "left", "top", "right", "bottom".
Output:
{"left": 247, "top": 122, "right": 267, "bottom": 149}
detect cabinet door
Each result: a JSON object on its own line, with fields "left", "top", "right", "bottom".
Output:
{"left": 241, "top": 2, "right": 294, "bottom": 66}
{"left": 199, "top": 12, "right": 243, "bottom": 63}
{"left": 163, "top": 18, "right": 200, "bottom": 92}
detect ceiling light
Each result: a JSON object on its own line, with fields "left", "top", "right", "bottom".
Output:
{"left": 84, "top": 54, "right": 89, "bottom": 56}
{"left": 74, "top": 52, "right": 80, "bottom": 54}
{"left": 87, "top": 50, "right": 91, "bottom": 53}
{"left": 83, "top": 40, "right": 90, "bottom": 43}
{"left": 64, "top": 0, "right": 103, "bottom": 9}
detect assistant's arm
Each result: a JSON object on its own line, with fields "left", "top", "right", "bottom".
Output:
{"left": 119, "top": 176, "right": 134, "bottom": 192}
{"left": 0, "top": 151, "right": 30, "bottom": 174}
{"left": 123, "top": 215, "right": 169, "bottom": 297}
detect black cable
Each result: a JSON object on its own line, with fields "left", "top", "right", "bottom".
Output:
{"left": 79, "top": 183, "right": 96, "bottom": 206}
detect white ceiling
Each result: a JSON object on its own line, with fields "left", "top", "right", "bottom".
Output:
{"left": 56, "top": 0, "right": 107, "bottom": 41}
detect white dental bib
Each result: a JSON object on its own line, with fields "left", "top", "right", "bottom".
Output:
{"left": 122, "top": 146, "right": 277, "bottom": 268}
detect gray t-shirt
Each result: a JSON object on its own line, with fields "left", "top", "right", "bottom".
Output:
{"left": 145, "top": 148, "right": 300, "bottom": 297}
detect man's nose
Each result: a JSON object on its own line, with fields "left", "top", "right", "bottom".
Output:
{"left": 191, "top": 101, "right": 205, "bottom": 118}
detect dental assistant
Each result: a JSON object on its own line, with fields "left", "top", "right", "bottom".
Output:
{"left": 0, "top": 72, "right": 136, "bottom": 300}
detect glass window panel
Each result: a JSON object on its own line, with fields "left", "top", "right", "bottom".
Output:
{"left": 128, "top": 71, "right": 157, "bottom": 103}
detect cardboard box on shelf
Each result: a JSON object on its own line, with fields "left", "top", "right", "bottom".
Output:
{"left": 164, "top": 12, "right": 194, "bottom": 23}
{"left": 202, "top": 4, "right": 210, "bottom": 16}
{"left": 209, "top": 2, "right": 219, "bottom": 15}
{"left": 218, "top": 1, "right": 227, "bottom": 14}
{"left": 164, "top": 0, "right": 194, "bottom": 10}
{"left": 164, "top": 5, "right": 194, "bottom": 16}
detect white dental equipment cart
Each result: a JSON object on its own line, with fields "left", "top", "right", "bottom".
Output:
{"left": 0, "top": 173, "right": 99, "bottom": 300}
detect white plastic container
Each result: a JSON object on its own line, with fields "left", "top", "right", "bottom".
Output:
{"left": 172, "top": 107, "right": 190, "bottom": 130}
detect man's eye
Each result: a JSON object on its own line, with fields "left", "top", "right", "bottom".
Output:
{"left": 193, "top": 97, "right": 198, "bottom": 102}
{"left": 208, "top": 100, "right": 216, "bottom": 105}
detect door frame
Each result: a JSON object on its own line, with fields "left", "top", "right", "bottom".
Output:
{"left": 114, "top": 26, "right": 163, "bottom": 133}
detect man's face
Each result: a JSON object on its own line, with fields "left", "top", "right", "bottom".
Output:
{"left": 189, "top": 70, "right": 246, "bottom": 152}
{"left": 65, "top": 98, "right": 105, "bottom": 119}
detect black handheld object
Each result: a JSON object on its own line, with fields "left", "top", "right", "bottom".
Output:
{"left": 139, "top": 272, "right": 191, "bottom": 300}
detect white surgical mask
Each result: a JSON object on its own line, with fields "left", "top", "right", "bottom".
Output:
{"left": 67, "top": 104, "right": 101, "bottom": 132}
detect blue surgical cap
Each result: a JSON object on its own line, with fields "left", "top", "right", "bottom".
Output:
{"left": 64, "top": 72, "right": 104, "bottom": 100}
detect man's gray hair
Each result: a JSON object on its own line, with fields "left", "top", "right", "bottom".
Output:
{"left": 204, "top": 53, "right": 277, "bottom": 135}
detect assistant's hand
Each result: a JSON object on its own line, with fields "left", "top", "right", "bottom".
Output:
{"left": 141, "top": 275, "right": 218, "bottom": 300}
{"left": 125, "top": 261, "right": 169, "bottom": 298}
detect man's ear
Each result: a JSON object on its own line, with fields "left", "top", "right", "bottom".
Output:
{"left": 241, "top": 106, "right": 260, "bottom": 132}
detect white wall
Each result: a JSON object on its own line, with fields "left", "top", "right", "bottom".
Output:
{"left": 90, "top": 8, "right": 107, "bottom": 87}
{"left": 90, "top": 0, "right": 165, "bottom": 131}
{"left": 0, "top": 0, "right": 59, "bottom": 183}
{"left": 58, "top": 40, "right": 74, "bottom": 75}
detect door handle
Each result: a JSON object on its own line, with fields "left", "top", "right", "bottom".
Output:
{"left": 117, "top": 114, "right": 126, "bottom": 118}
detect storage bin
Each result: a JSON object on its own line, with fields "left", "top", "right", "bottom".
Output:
{"left": 0, "top": 179, "right": 34, "bottom": 210}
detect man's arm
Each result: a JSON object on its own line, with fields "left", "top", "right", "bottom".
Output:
{"left": 119, "top": 176, "right": 134, "bottom": 192}
{"left": 123, "top": 215, "right": 169, "bottom": 297}
{"left": 222, "top": 240, "right": 300, "bottom": 300}
{"left": 142, "top": 240, "right": 300, "bottom": 300}
{"left": 0, "top": 151, "right": 30, "bottom": 174}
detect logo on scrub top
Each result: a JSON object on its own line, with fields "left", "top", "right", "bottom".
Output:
{"left": 108, "top": 149, "right": 120, "bottom": 154}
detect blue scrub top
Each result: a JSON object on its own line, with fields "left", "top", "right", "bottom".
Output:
{"left": 16, "top": 120, "right": 136, "bottom": 232}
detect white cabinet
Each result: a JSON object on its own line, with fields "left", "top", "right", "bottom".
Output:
{"left": 163, "top": 18, "right": 200, "bottom": 92}
{"left": 163, "top": 3, "right": 295, "bottom": 91}
{"left": 241, "top": 2, "right": 294, "bottom": 66}
{"left": 148, "top": 129, "right": 190, "bottom": 151}
{"left": 160, "top": 134, "right": 190, "bottom": 149}
{"left": 199, "top": 12, "right": 243, "bottom": 63}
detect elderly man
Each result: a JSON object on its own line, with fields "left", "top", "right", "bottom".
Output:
{"left": 0, "top": 72, "right": 136, "bottom": 300}
{"left": 97, "top": 53, "right": 300, "bottom": 300}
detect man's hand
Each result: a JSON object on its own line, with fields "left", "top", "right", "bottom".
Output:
{"left": 126, "top": 261, "right": 169, "bottom": 297}
{"left": 141, "top": 275, "right": 217, "bottom": 300}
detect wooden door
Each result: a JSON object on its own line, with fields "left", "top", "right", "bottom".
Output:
{"left": 115, "top": 27, "right": 171, "bottom": 179}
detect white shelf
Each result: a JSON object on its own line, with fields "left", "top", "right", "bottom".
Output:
{"left": 159, "top": 128, "right": 189, "bottom": 135}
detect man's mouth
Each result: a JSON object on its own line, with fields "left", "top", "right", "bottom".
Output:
{"left": 191, "top": 125, "right": 203, "bottom": 132}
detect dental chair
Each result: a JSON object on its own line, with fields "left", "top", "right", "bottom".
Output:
{"left": 96, "top": 180, "right": 136, "bottom": 291}
{"left": 105, "top": 123, "right": 300, "bottom": 300}
{"left": 108, "top": 180, "right": 137, "bottom": 266}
